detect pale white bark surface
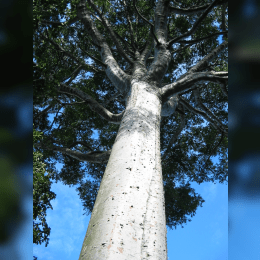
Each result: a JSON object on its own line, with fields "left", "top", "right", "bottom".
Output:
{"left": 78, "top": 81, "right": 167, "bottom": 260}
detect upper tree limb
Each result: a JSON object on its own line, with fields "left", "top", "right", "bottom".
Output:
{"left": 35, "top": 142, "right": 111, "bottom": 164}
{"left": 160, "top": 71, "right": 228, "bottom": 102}
{"left": 169, "top": 0, "right": 228, "bottom": 15}
{"left": 77, "top": 0, "right": 131, "bottom": 95}
{"left": 39, "top": 16, "right": 79, "bottom": 27}
{"left": 142, "top": 0, "right": 172, "bottom": 83}
{"left": 87, "top": 0, "right": 134, "bottom": 64}
{"left": 179, "top": 97, "right": 227, "bottom": 135}
{"left": 167, "top": 0, "right": 225, "bottom": 46}
{"left": 57, "top": 83, "right": 125, "bottom": 125}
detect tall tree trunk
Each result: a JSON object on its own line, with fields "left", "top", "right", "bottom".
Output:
{"left": 78, "top": 81, "right": 167, "bottom": 260}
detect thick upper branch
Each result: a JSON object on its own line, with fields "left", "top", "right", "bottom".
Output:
{"left": 160, "top": 71, "right": 228, "bottom": 102}
{"left": 143, "top": 0, "right": 172, "bottom": 83}
{"left": 87, "top": 0, "right": 134, "bottom": 64}
{"left": 77, "top": 0, "right": 131, "bottom": 95}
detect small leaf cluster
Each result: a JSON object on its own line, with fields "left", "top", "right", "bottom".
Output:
{"left": 33, "top": 127, "right": 56, "bottom": 248}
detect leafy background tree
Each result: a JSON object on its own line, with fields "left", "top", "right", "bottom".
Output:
{"left": 33, "top": 127, "right": 56, "bottom": 260}
{"left": 33, "top": 0, "right": 228, "bottom": 258}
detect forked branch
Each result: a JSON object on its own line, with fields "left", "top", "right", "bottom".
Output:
{"left": 167, "top": 0, "right": 223, "bottom": 47}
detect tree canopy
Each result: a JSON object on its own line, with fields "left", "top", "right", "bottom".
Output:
{"left": 33, "top": 0, "right": 228, "bottom": 237}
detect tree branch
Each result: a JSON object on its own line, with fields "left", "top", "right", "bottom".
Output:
{"left": 162, "top": 111, "right": 186, "bottom": 160}
{"left": 172, "top": 43, "right": 192, "bottom": 55}
{"left": 77, "top": 0, "right": 131, "bottom": 95}
{"left": 176, "top": 40, "right": 228, "bottom": 82}
{"left": 203, "top": 132, "right": 224, "bottom": 168}
{"left": 78, "top": 46, "right": 108, "bottom": 69}
{"left": 179, "top": 97, "right": 227, "bottom": 135}
{"left": 177, "top": 31, "right": 228, "bottom": 44}
{"left": 133, "top": 0, "right": 154, "bottom": 28}
{"left": 35, "top": 142, "right": 111, "bottom": 163}
{"left": 113, "top": 30, "right": 135, "bottom": 57}
{"left": 140, "top": 32, "right": 154, "bottom": 63}
{"left": 57, "top": 83, "right": 125, "bottom": 125}
{"left": 193, "top": 88, "right": 227, "bottom": 133}
{"left": 169, "top": 0, "right": 227, "bottom": 15}
{"left": 169, "top": 3, "right": 211, "bottom": 15}
{"left": 160, "top": 71, "right": 228, "bottom": 102}
{"left": 188, "top": 41, "right": 228, "bottom": 74}
{"left": 68, "top": 141, "right": 94, "bottom": 151}
{"left": 87, "top": 0, "right": 134, "bottom": 65}
{"left": 150, "top": 25, "right": 161, "bottom": 47}
{"left": 133, "top": 0, "right": 161, "bottom": 47}
{"left": 219, "top": 83, "right": 228, "bottom": 97}
{"left": 54, "top": 97, "right": 86, "bottom": 106}
{"left": 39, "top": 31, "right": 102, "bottom": 74}
{"left": 221, "top": 3, "right": 228, "bottom": 33}
{"left": 61, "top": 65, "right": 85, "bottom": 84}
{"left": 167, "top": 0, "right": 222, "bottom": 47}
{"left": 39, "top": 16, "right": 79, "bottom": 27}
{"left": 34, "top": 102, "right": 56, "bottom": 119}
{"left": 122, "top": 0, "right": 137, "bottom": 48}
{"left": 103, "top": 92, "right": 124, "bottom": 106}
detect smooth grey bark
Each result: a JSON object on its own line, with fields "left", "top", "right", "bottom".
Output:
{"left": 78, "top": 80, "right": 167, "bottom": 260}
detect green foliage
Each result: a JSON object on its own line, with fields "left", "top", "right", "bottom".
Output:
{"left": 164, "top": 181, "right": 205, "bottom": 229}
{"left": 33, "top": 126, "right": 56, "bottom": 248}
{"left": 33, "top": 0, "right": 228, "bottom": 231}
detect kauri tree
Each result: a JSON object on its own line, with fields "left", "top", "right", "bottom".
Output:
{"left": 33, "top": 0, "right": 228, "bottom": 259}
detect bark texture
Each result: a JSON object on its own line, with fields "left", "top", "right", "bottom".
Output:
{"left": 78, "top": 81, "right": 167, "bottom": 260}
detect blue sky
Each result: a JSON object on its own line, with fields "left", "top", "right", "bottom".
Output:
{"left": 33, "top": 158, "right": 227, "bottom": 260}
